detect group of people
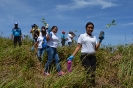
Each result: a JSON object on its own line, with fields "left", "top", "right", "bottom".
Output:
{"left": 11, "top": 22, "right": 104, "bottom": 86}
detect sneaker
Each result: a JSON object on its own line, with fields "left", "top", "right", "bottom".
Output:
{"left": 44, "top": 72, "right": 50, "bottom": 76}
{"left": 58, "top": 71, "right": 65, "bottom": 76}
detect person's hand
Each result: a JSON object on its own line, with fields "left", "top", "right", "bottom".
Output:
{"left": 99, "top": 31, "right": 105, "bottom": 43}
{"left": 31, "top": 46, "right": 34, "bottom": 51}
{"left": 48, "top": 27, "right": 51, "bottom": 34}
{"left": 67, "top": 55, "right": 74, "bottom": 61}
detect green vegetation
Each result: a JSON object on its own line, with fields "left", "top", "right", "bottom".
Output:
{"left": 0, "top": 36, "right": 133, "bottom": 88}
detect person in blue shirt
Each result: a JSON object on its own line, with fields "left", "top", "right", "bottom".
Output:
{"left": 61, "top": 31, "right": 67, "bottom": 46}
{"left": 11, "top": 22, "right": 23, "bottom": 48}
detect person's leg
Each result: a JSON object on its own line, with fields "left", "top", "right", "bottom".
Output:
{"left": 18, "top": 36, "right": 22, "bottom": 46}
{"left": 89, "top": 55, "right": 96, "bottom": 87}
{"left": 54, "top": 49, "right": 65, "bottom": 76}
{"left": 40, "top": 48, "right": 45, "bottom": 60}
{"left": 37, "top": 48, "right": 42, "bottom": 62}
{"left": 68, "top": 42, "right": 72, "bottom": 46}
{"left": 83, "top": 55, "right": 96, "bottom": 87}
{"left": 54, "top": 52, "right": 61, "bottom": 72}
{"left": 14, "top": 36, "right": 17, "bottom": 48}
{"left": 62, "top": 39, "right": 65, "bottom": 46}
{"left": 80, "top": 55, "right": 91, "bottom": 72}
{"left": 44, "top": 47, "right": 54, "bottom": 73}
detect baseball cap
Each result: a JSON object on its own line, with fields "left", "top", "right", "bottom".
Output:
{"left": 62, "top": 31, "right": 65, "bottom": 34}
{"left": 14, "top": 22, "right": 18, "bottom": 24}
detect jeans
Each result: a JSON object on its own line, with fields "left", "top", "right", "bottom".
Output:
{"left": 44, "top": 46, "right": 61, "bottom": 72}
{"left": 37, "top": 48, "right": 45, "bottom": 62}
{"left": 68, "top": 42, "right": 72, "bottom": 46}
{"left": 32, "top": 38, "right": 37, "bottom": 45}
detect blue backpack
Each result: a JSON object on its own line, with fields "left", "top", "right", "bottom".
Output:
{"left": 42, "top": 36, "right": 47, "bottom": 49}
{"left": 42, "top": 33, "right": 52, "bottom": 49}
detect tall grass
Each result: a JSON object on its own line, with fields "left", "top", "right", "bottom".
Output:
{"left": 0, "top": 37, "right": 133, "bottom": 88}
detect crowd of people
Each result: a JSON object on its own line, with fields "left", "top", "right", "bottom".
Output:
{"left": 11, "top": 22, "right": 104, "bottom": 86}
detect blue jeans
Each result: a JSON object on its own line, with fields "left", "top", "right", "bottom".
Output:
{"left": 68, "top": 42, "right": 72, "bottom": 46}
{"left": 44, "top": 47, "right": 61, "bottom": 72}
{"left": 37, "top": 48, "right": 45, "bottom": 62}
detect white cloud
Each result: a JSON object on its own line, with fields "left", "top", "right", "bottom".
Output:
{"left": 55, "top": 0, "right": 118, "bottom": 11}
{"left": 119, "top": 22, "right": 133, "bottom": 26}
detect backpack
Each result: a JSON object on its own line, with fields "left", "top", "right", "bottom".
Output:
{"left": 42, "top": 36, "right": 47, "bottom": 49}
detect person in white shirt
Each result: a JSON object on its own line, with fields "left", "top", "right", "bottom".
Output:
{"left": 67, "top": 31, "right": 74, "bottom": 46}
{"left": 31, "top": 26, "right": 47, "bottom": 62}
{"left": 43, "top": 26, "right": 65, "bottom": 76}
{"left": 67, "top": 22, "right": 104, "bottom": 87}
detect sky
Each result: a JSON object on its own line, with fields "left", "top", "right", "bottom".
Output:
{"left": 0, "top": 0, "right": 133, "bottom": 45}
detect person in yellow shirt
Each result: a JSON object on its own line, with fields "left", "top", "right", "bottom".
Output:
{"left": 30, "top": 24, "right": 40, "bottom": 45}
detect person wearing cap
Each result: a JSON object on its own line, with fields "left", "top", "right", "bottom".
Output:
{"left": 61, "top": 31, "right": 67, "bottom": 46}
{"left": 11, "top": 22, "right": 23, "bottom": 48}
{"left": 31, "top": 26, "right": 47, "bottom": 62}
{"left": 43, "top": 26, "right": 65, "bottom": 76}
{"left": 30, "top": 24, "right": 40, "bottom": 45}
{"left": 67, "top": 22, "right": 104, "bottom": 87}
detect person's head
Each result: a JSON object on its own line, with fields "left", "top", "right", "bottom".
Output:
{"left": 51, "top": 26, "right": 58, "bottom": 33}
{"left": 14, "top": 22, "right": 18, "bottom": 28}
{"left": 85, "top": 22, "right": 94, "bottom": 35}
{"left": 31, "top": 24, "right": 36, "bottom": 28}
{"left": 62, "top": 31, "right": 65, "bottom": 34}
{"left": 41, "top": 26, "right": 46, "bottom": 35}
{"left": 69, "top": 31, "right": 72, "bottom": 34}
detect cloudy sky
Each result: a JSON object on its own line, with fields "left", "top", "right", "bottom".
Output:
{"left": 0, "top": 0, "right": 133, "bottom": 45}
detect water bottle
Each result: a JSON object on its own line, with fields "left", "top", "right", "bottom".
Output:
{"left": 67, "top": 60, "right": 72, "bottom": 72}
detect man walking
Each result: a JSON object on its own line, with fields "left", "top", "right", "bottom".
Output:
{"left": 11, "top": 22, "right": 22, "bottom": 48}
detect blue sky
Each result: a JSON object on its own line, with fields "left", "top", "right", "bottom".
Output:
{"left": 0, "top": 0, "right": 133, "bottom": 45}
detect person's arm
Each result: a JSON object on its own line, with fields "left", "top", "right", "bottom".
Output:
{"left": 30, "top": 29, "right": 33, "bottom": 33}
{"left": 11, "top": 34, "right": 14, "bottom": 41}
{"left": 33, "top": 41, "right": 38, "bottom": 47}
{"left": 11, "top": 29, "right": 14, "bottom": 41}
{"left": 46, "top": 28, "right": 52, "bottom": 41}
{"left": 20, "top": 29, "right": 23, "bottom": 40}
{"left": 95, "top": 42, "right": 101, "bottom": 50}
{"left": 95, "top": 31, "right": 105, "bottom": 50}
{"left": 46, "top": 33, "right": 51, "bottom": 41}
{"left": 71, "top": 43, "right": 81, "bottom": 56}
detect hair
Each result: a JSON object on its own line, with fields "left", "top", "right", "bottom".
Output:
{"left": 69, "top": 31, "right": 72, "bottom": 34}
{"left": 41, "top": 26, "right": 45, "bottom": 29}
{"left": 85, "top": 22, "right": 94, "bottom": 29}
{"left": 51, "top": 26, "right": 58, "bottom": 30}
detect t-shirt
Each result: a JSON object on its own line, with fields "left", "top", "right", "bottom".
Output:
{"left": 47, "top": 32, "right": 59, "bottom": 48}
{"left": 67, "top": 34, "right": 73, "bottom": 42}
{"left": 37, "top": 35, "right": 45, "bottom": 49}
{"left": 12, "top": 28, "right": 22, "bottom": 36}
{"left": 61, "top": 34, "right": 66, "bottom": 39}
{"left": 78, "top": 33, "right": 97, "bottom": 54}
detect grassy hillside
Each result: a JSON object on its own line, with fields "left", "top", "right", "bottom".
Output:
{"left": 0, "top": 37, "right": 133, "bottom": 88}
